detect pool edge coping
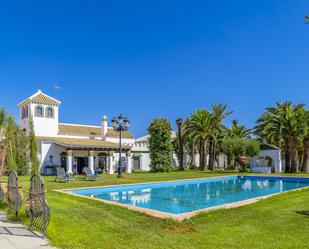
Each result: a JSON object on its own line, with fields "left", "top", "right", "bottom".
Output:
{"left": 54, "top": 175, "right": 309, "bottom": 221}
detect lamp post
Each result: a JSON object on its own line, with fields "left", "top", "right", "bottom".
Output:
{"left": 176, "top": 118, "right": 184, "bottom": 171}
{"left": 112, "top": 114, "right": 130, "bottom": 178}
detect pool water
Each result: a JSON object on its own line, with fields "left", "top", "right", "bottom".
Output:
{"left": 69, "top": 176, "right": 309, "bottom": 214}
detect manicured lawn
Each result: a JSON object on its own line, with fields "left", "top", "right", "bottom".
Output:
{"left": 2, "top": 170, "right": 309, "bottom": 249}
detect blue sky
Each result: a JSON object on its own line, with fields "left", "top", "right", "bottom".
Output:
{"left": 0, "top": 0, "right": 308, "bottom": 136}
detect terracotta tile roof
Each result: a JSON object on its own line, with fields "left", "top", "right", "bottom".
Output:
{"left": 18, "top": 90, "right": 61, "bottom": 107}
{"left": 37, "top": 136, "right": 131, "bottom": 149}
{"left": 58, "top": 123, "right": 133, "bottom": 138}
{"left": 106, "top": 128, "right": 133, "bottom": 138}
{"left": 31, "top": 93, "right": 60, "bottom": 106}
{"left": 58, "top": 124, "right": 101, "bottom": 135}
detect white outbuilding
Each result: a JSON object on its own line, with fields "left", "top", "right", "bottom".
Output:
{"left": 250, "top": 143, "right": 282, "bottom": 173}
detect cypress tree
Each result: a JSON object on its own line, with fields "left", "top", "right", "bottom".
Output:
{"left": 16, "top": 127, "right": 29, "bottom": 175}
{"left": 0, "top": 108, "right": 7, "bottom": 176}
{"left": 5, "top": 116, "right": 17, "bottom": 172}
{"left": 29, "top": 117, "right": 39, "bottom": 174}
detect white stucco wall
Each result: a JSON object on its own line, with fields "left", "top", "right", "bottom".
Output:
{"left": 250, "top": 149, "right": 282, "bottom": 173}
{"left": 30, "top": 103, "right": 59, "bottom": 137}
{"left": 132, "top": 140, "right": 151, "bottom": 171}
{"left": 140, "top": 152, "right": 151, "bottom": 171}
{"left": 20, "top": 103, "right": 59, "bottom": 137}
{"left": 39, "top": 141, "right": 65, "bottom": 173}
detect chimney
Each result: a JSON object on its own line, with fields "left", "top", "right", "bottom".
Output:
{"left": 101, "top": 115, "right": 108, "bottom": 140}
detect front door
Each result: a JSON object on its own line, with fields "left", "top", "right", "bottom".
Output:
{"left": 98, "top": 156, "right": 107, "bottom": 173}
{"left": 133, "top": 157, "right": 141, "bottom": 170}
{"left": 77, "top": 157, "right": 88, "bottom": 174}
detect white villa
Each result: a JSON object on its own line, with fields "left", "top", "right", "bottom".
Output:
{"left": 17, "top": 90, "right": 283, "bottom": 175}
{"left": 18, "top": 90, "right": 135, "bottom": 175}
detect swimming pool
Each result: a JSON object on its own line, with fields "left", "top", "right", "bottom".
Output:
{"left": 64, "top": 175, "right": 309, "bottom": 220}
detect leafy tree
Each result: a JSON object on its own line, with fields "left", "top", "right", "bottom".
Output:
{"left": 0, "top": 109, "right": 30, "bottom": 176}
{"left": 148, "top": 119, "right": 173, "bottom": 172}
{"left": 245, "top": 138, "right": 260, "bottom": 158}
{"left": 29, "top": 117, "right": 39, "bottom": 174}
{"left": 222, "top": 136, "right": 260, "bottom": 168}
{"left": 221, "top": 137, "right": 234, "bottom": 168}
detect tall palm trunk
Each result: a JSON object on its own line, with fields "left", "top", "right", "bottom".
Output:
{"left": 208, "top": 138, "right": 214, "bottom": 170}
{"left": 284, "top": 138, "right": 291, "bottom": 173}
{"left": 213, "top": 140, "right": 216, "bottom": 168}
{"left": 190, "top": 141, "right": 196, "bottom": 169}
{"left": 290, "top": 139, "right": 298, "bottom": 173}
{"left": 202, "top": 140, "right": 208, "bottom": 171}
{"left": 199, "top": 140, "right": 204, "bottom": 170}
{"left": 301, "top": 137, "right": 309, "bottom": 172}
{"left": 298, "top": 147, "right": 304, "bottom": 171}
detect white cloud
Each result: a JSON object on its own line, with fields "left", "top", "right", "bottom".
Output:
{"left": 53, "top": 84, "right": 61, "bottom": 90}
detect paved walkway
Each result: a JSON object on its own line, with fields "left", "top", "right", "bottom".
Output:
{"left": 0, "top": 212, "right": 56, "bottom": 249}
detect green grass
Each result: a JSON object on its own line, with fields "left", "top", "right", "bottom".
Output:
{"left": 2, "top": 170, "right": 309, "bottom": 249}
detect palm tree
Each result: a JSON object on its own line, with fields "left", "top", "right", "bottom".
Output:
{"left": 208, "top": 104, "right": 232, "bottom": 170}
{"left": 183, "top": 109, "right": 212, "bottom": 170}
{"left": 181, "top": 119, "right": 198, "bottom": 169}
{"left": 255, "top": 102, "right": 307, "bottom": 172}
{"left": 305, "top": 16, "right": 309, "bottom": 24}
{"left": 227, "top": 120, "right": 251, "bottom": 139}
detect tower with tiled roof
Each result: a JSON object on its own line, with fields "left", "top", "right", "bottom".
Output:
{"left": 18, "top": 90, "right": 61, "bottom": 137}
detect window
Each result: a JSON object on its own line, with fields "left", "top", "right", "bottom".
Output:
{"left": 21, "top": 107, "right": 25, "bottom": 119}
{"left": 35, "top": 105, "right": 44, "bottom": 117}
{"left": 24, "top": 105, "right": 28, "bottom": 118}
{"left": 21, "top": 105, "right": 28, "bottom": 119}
{"left": 46, "top": 106, "right": 54, "bottom": 118}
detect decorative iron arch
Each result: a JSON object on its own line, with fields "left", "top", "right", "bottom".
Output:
{"left": 7, "top": 171, "right": 21, "bottom": 216}
{"left": 29, "top": 174, "right": 50, "bottom": 236}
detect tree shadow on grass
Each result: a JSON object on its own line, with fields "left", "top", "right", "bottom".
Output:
{"left": 295, "top": 211, "right": 309, "bottom": 217}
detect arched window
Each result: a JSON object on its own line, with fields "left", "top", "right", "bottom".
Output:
{"left": 24, "top": 105, "right": 28, "bottom": 118}
{"left": 21, "top": 107, "right": 25, "bottom": 119}
{"left": 46, "top": 106, "right": 54, "bottom": 118}
{"left": 35, "top": 105, "right": 44, "bottom": 117}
